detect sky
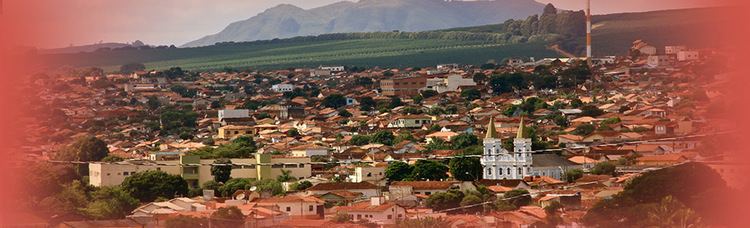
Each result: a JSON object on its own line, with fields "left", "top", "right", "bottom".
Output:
{"left": 0, "top": 0, "right": 728, "bottom": 48}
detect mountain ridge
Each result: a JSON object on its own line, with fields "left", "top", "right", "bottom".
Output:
{"left": 181, "top": 0, "right": 545, "bottom": 47}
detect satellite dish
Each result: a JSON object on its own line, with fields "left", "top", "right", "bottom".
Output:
{"left": 235, "top": 193, "right": 246, "bottom": 200}
{"left": 249, "top": 186, "right": 258, "bottom": 192}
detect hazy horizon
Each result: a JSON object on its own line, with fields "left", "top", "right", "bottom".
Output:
{"left": 1, "top": 0, "right": 726, "bottom": 48}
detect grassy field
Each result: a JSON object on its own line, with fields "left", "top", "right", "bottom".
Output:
{"left": 44, "top": 38, "right": 556, "bottom": 71}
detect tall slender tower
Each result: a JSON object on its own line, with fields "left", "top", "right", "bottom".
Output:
{"left": 586, "top": 0, "right": 592, "bottom": 66}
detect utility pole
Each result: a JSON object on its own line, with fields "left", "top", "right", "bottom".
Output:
{"left": 586, "top": 0, "right": 593, "bottom": 67}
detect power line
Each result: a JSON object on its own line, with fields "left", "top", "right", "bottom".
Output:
{"left": 37, "top": 131, "right": 731, "bottom": 167}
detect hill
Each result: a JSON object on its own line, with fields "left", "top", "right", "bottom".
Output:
{"left": 182, "top": 0, "right": 544, "bottom": 47}
{"left": 447, "top": 7, "right": 728, "bottom": 56}
{"left": 41, "top": 7, "right": 727, "bottom": 72}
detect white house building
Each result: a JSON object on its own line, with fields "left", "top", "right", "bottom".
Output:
{"left": 271, "top": 84, "right": 294, "bottom": 93}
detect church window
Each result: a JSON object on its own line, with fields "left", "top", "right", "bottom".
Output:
{"left": 499, "top": 168, "right": 503, "bottom": 175}
{"left": 487, "top": 168, "right": 492, "bottom": 176}
{"left": 507, "top": 168, "right": 511, "bottom": 175}
{"left": 518, "top": 168, "right": 522, "bottom": 174}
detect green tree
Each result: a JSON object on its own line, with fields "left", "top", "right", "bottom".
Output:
{"left": 338, "top": 109, "right": 353, "bottom": 117}
{"left": 211, "top": 206, "right": 245, "bottom": 228}
{"left": 581, "top": 105, "right": 604, "bottom": 117}
{"left": 461, "top": 89, "right": 481, "bottom": 101}
{"left": 370, "top": 131, "right": 395, "bottom": 146}
{"left": 332, "top": 211, "right": 351, "bottom": 223}
{"left": 449, "top": 157, "right": 482, "bottom": 181}
{"left": 121, "top": 170, "right": 188, "bottom": 202}
{"left": 460, "top": 194, "right": 483, "bottom": 207}
{"left": 565, "top": 169, "right": 584, "bottom": 183}
{"left": 82, "top": 186, "right": 139, "bottom": 219}
{"left": 211, "top": 159, "right": 232, "bottom": 183}
{"left": 451, "top": 133, "right": 479, "bottom": 150}
{"left": 591, "top": 162, "right": 616, "bottom": 176}
{"left": 425, "top": 190, "right": 464, "bottom": 211}
{"left": 389, "top": 97, "right": 404, "bottom": 108}
{"left": 322, "top": 94, "right": 347, "bottom": 109}
{"left": 349, "top": 135, "right": 371, "bottom": 146}
{"left": 295, "top": 180, "right": 313, "bottom": 191}
{"left": 359, "top": 96, "right": 376, "bottom": 111}
{"left": 39, "top": 180, "right": 89, "bottom": 217}
{"left": 421, "top": 90, "right": 439, "bottom": 98}
{"left": 218, "top": 178, "right": 252, "bottom": 197}
{"left": 56, "top": 135, "right": 109, "bottom": 162}
{"left": 385, "top": 161, "right": 414, "bottom": 181}
{"left": 504, "top": 189, "right": 531, "bottom": 208}
{"left": 101, "top": 155, "right": 124, "bottom": 163}
{"left": 412, "top": 160, "right": 449, "bottom": 181}
{"left": 644, "top": 196, "right": 703, "bottom": 228}
{"left": 573, "top": 124, "right": 596, "bottom": 136}
{"left": 277, "top": 169, "right": 297, "bottom": 182}
{"left": 120, "top": 63, "right": 145, "bottom": 74}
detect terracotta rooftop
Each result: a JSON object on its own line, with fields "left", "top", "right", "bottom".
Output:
{"left": 390, "top": 181, "right": 458, "bottom": 190}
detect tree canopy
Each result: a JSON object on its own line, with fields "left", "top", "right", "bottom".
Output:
{"left": 121, "top": 170, "right": 188, "bottom": 202}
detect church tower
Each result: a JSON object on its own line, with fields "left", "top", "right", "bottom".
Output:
{"left": 512, "top": 116, "right": 533, "bottom": 178}
{"left": 481, "top": 116, "right": 503, "bottom": 179}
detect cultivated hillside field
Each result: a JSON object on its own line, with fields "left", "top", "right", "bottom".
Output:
{"left": 42, "top": 7, "right": 727, "bottom": 71}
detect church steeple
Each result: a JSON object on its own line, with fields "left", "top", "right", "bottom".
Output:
{"left": 485, "top": 116, "right": 498, "bottom": 139}
{"left": 516, "top": 116, "right": 528, "bottom": 139}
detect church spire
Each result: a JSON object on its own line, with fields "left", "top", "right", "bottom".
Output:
{"left": 516, "top": 116, "right": 528, "bottom": 139}
{"left": 485, "top": 115, "right": 498, "bottom": 139}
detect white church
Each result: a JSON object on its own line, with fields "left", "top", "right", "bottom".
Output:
{"left": 480, "top": 116, "right": 580, "bottom": 180}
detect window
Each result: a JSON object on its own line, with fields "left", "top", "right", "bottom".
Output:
{"left": 388, "top": 215, "right": 393, "bottom": 219}
{"left": 123, "top": 172, "right": 129, "bottom": 176}
{"left": 299, "top": 164, "right": 304, "bottom": 168}
{"left": 309, "top": 205, "right": 314, "bottom": 211}
{"left": 286, "top": 207, "right": 291, "bottom": 212}
{"left": 425, "top": 192, "right": 431, "bottom": 195}
{"left": 498, "top": 168, "right": 502, "bottom": 175}
{"left": 272, "top": 164, "right": 283, "bottom": 168}
{"left": 357, "top": 214, "right": 362, "bottom": 220}
{"left": 507, "top": 168, "right": 511, "bottom": 175}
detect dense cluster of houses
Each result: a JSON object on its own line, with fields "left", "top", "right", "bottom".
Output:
{"left": 23, "top": 41, "right": 738, "bottom": 227}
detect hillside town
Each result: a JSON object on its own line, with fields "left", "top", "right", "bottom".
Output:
{"left": 18, "top": 41, "right": 739, "bottom": 228}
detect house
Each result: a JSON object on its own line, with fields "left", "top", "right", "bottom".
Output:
{"left": 331, "top": 197, "right": 406, "bottom": 225}
{"left": 290, "top": 144, "right": 329, "bottom": 157}
{"left": 647, "top": 55, "right": 676, "bottom": 68}
{"left": 90, "top": 154, "right": 311, "bottom": 188}
{"left": 424, "top": 74, "right": 477, "bottom": 93}
{"left": 387, "top": 115, "right": 432, "bottom": 128}
{"left": 677, "top": 51, "right": 700, "bottom": 61}
{"left": 389, "top": 181, "right": 461, "bottom": 196}
{"left": 306, "top": 182, "right": 380, "bottom": 198}
{"left": 217, "top": 125, "right": 253, "bottom": 139}
{"left": 380, "top": 76, "right": 427, "bottom": 97}
{"left": 272, "top": 84, "right": 294, "bottom": 93}
{"left": 538, "top": 192, "right": 582, "bottom": 209}
{"left": 425, "top": 129, "right": 459, "bottom": 143}
{"left": 256, "top": 195, "right": 325, "bottom": 218}
{"left": 317, "top": 191, "right": 364, "bottom": 207}
{"left": 218, "top": 109, "right": 250, "bottom": 122}
{"left": 636, "top": 154, "right": 688, "bottom": 166}
{"left": 352, "top": 166, "right": 386, "bottom": 183}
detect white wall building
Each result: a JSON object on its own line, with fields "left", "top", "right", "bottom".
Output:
{"left": 218, "top": 109, "right": 250, "bottom": 121}
{"left": 271, "top": 84, "right": 294, "bottom": 93}
{"left": 424, "top": 74, "right": 476, "bottom": 93}
{"left": 352, "top": 166, "right": 386, "bottom": 183}
{"left": 677, "top": 51, "right": 700, "bottom": 61}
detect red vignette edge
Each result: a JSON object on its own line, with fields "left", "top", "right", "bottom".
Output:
{"left": 0, "top": 0, "right": 749, "bottom": 226}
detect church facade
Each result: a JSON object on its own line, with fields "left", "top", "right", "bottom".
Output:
{"left": 480, "top": 117, "right": 580, "bottom": 180}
